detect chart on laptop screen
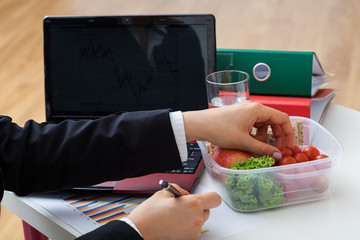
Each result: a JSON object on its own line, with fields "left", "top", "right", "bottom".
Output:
{"left": 47, "top": 24, "right": 209, "bottom": 116}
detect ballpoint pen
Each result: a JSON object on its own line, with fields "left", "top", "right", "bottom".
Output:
{"left": 159, "top": 180, "right": 184, "bottom": 197}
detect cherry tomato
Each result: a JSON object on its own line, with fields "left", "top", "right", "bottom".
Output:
{"left": 279, "top": 156, "right": 297, "bottom": 165}
{"left": 279, "top": 156, "right": 297, "bottom": 174}
{"left": 314, "top": 154, "right": 329, "bottom": 160}
{"left": 296, "top": 165, "right": 317, "bottom": 186}
{"left": 311, "top": 175, "right": 329, "bottom": 193}
{"left": 293, "top": 153, "right": 309, "bottom": 163}
{"left": 296, "top": 165, "right": 316, "bottom": 174}
{"left": 292, "top": 145, "right": 302, "bottom": 155}
{"left": 303, "top": 146, "right": 320, "bottom": 160}
{"left": 314, "top": 154, "right": 331, "bottom": 170}
{"left": 272, "top": 159, "right": 279, "bottom": 166}
{"left": 280, "top": 146, "right": 293, "bottom": 156}
{"left": 281, "top": 181, "right": 299, "bottom": 198}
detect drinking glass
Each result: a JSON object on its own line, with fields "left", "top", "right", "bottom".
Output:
{"left": 206, "top": 70, "right": 249, "bottom": 108}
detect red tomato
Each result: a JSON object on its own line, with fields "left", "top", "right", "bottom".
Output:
{"left": 280, "top": 146, "right": 293, "bottom": 156}
{"left": 296, "top": 165, "right": 317, "bottom": 186}
{"left": 281, "top": 181, "right": 299, "bottom": 198}
{"left": 293, "top": 153, "right": 309, "bottom": 163}
{"left": 292, "top": 145, "right": 302, "bottom": 155}
{"left": 314, "top": 154, "right": 331, "bottom": 170}
{"left": 278, "top": 156, "right": 297, "bottom": 174}
{"left": 314, "top": 154, "right": 329, "bottom": 160}
{"left": 296, "top": 165, "right": 316, "bottom": 174}
{"left": 303, "top": 146, "right": 320, "bottom": 160}
{"left": 272, "top": 159, "right": 279, "bottom": 166}
{"left": 279, "top": 156, "right": 297, "bottom": 165}
{"left": 311, "top": 175, "right": 329, "bottom": 193}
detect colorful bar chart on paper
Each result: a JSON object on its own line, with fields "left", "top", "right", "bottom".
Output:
{"left": 29, "top": 192, "right": 147, "bottom": 234}
{"left": 64, "top": 194, "right": 144, "bottom": 225}
{"left": 29, "top": 185, "right": 266, "bottom": 239}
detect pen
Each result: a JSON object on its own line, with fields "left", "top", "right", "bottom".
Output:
{"left": 159, "top": 180, "right": 184, "bottom": 197}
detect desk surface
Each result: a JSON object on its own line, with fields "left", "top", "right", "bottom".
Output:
{"left": 3, "top": 103, "right": 360, "bottom": 240}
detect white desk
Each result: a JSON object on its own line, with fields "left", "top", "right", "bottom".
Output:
{"left": 3, "top": 103, "right": 360, "bottom": 240}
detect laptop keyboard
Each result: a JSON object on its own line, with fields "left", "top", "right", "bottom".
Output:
{"left": 165, "top": 142, "right": 202, "bottom": 174}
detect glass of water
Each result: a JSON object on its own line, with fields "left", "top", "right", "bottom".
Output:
{"left": 206, "top": 70, "right": 249, "bottom": 108}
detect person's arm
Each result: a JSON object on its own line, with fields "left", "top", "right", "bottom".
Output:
{"left": 127, "top": 184, "right": 221, "bottom": 240}
{"left": 76, "top": 220, "right": 143, "bottom": 240}
{"left": 121, "top": 102, "right": 295, "bottom": 240}
{"left": 0, "top": 109, "right": 183, "bottom": 196}
{"left": 0, "top": 101, "right": 294, "bottom": 240}
{"left": 182, "top": 101, "right": 295, "bottom": 160}
{"left": 169, "top": 111, "right": 188, "bottom": 162}
{"left": 75, "top": 182, "right": 221, "bottom": 240}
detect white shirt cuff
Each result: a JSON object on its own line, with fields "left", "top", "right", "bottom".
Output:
{"left": 119, "top": 218, "right": 143, "bottom": 237}
{"left": 169, "top": 111, "right": 188, "bottom": 162}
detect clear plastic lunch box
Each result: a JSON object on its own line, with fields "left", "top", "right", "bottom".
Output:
{"left": 198, "top": 116, "right": 343, "bottom": 212}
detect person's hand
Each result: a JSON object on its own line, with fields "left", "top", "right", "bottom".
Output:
{"left": 183, "top": 101, "right": 295, "bottom": 160}
{"left": 127, "top": 184, "right": 221, "bottom": 240}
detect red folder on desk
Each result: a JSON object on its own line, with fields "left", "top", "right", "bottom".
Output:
{"left": 249, "top": 88, "right": 337, "bottom": 122}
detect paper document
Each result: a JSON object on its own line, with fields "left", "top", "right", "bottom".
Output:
{"left": 194, "top": 185, "right": 266, "bottom": 240}
{"left": 30, "top": 192, "right": 147, "bottom": 234}
{"left": 29, "top": 185, "right": 265, "bottom": 239}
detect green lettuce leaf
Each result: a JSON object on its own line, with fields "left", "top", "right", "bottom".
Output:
{"left": 225, "top": 156, "right": 284, "bottom": 211}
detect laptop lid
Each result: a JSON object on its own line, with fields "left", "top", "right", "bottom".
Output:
{"left": 43, "top": 14, "right": 216, "bottom": 122}
{"left": 43, "top": 14, "right": 216, "bottom": 193}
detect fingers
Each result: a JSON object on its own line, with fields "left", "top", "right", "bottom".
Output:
{"left": 171, "top": 183, "right": 190, "bottom": 195}
{"left": 161, "top": 184, "right": 221, "bottom": 210}
{"left": 241, "top": 133, "right": 282, "bottom": 159}
{"left": 129, "top": 186, "right": 220, "bottom": 240}
{"left": 270, "top": 121, "right": 294, "bottom": 149}
{"left": 238, "top": 103, "right": 294, "bottom": 159}
{"left": 203, "top": 209, "right": 210, "bottom": 221}
{"left": 253, "top": 104, "right": 295, "bottom": 148}
{"left": 269, "top": 123, "right": 287, "bottom": 149}
{"left": 265, "top": 107, "right": 295, "bottom": 148}
{"left": 192, "top": 191, "right": 222, "bottom": 210}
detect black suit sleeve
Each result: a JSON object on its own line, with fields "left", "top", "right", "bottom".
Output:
{"left": 76, "top": 220, "right": 143, "bottom": 240}
{"left": 0, "top": 109, "right": 182, "bottom": 196}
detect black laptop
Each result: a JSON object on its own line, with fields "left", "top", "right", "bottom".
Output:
{"left": 43, "top": 14, "right": 216, "bottom": 193}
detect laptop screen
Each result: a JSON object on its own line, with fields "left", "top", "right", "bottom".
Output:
{"left": 43, "top": 15, "right": 216, "bottom": 122}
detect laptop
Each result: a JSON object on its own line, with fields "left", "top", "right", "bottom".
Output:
{"left": 43, "top": 14, "right": 216, "bottom": 194}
